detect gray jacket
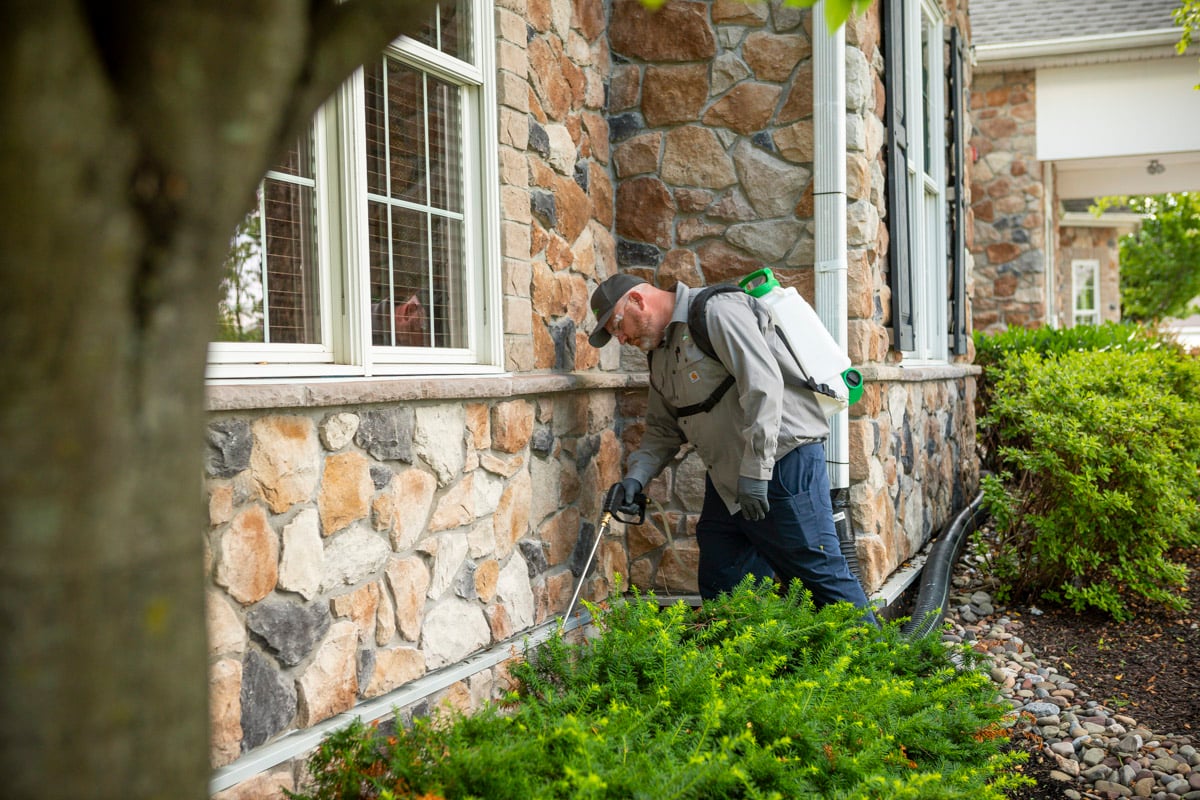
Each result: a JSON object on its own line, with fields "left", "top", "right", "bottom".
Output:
{"left": 625, "top": 283, "right": 829, "bottom": 513}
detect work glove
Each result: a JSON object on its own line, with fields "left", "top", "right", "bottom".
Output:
{"left": 737, "top": 476, "right": 770, "bottom": 521}
{"left": 609, "top": 477, "right": 644, "bottom": 518}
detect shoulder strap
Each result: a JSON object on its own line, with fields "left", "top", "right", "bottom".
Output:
{"left": 687, "top": 283, "right": 743, "bottom": 361}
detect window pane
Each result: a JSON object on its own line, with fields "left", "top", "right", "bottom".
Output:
{"left": 364, "top": 65, "right": 388, "bottom": 196}
{"left": 428, "top": 76, "right": 463, "bottom": 212}
{"left": 411, "top": 2, "right": 472, "bottom": 63}
{"left": 1074, "top": 262, "right": 1097, "bottom": 313}
{"left": 431, "top": 215, "right": 465, "bottom": 348}
{"left": 369, "top": 202, "right": 431, "bottom": 347}
{"left": 217, "top": 203, "right": 264, "bottom": 342}
{"left": 441, "top": 1, "right": 471, "bottom": 62}
{"left": 387, "top": 63, "right": 427, "bottom": 202}
{"left": 921, "top": 15, "right": 934, "bottom": 175}
{"left": 366, "top": 54, "right": 468, "bottom": 350}
{"left": 217, "top": 135, "right": 318, "bottom": 344}
{"left": 264, "top": 178, "right": 319, "bottom": 343}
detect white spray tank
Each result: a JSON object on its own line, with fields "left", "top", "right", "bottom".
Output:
{"left": 738, "top": 268, "right": 864, "bottom": 418}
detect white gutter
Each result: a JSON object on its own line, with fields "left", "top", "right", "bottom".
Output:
{"left": 813, "top": 0, "right": 849, "bottom": 490}
{"left": 975, "top": 28, "right": 1182, "bottom": 63}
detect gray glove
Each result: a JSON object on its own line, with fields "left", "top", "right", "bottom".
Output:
{"left": 737, "top": 476, "right": 769, "bottom": 521}
{"left": 611, "top": 477, "right": 644, "bottom": 517}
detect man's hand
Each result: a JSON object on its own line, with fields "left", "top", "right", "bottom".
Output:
{"left": 737, "top": 476, "right": 769, "bottom": 521}
{"left": 610, "top": 477, "right": 644, "bottom": 517}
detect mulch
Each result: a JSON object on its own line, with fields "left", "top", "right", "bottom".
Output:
{"left": 1002, "top": 546, "right": 1200, "bottom": 799}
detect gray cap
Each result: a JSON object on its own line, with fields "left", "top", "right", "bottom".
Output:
{"left": 587, "top": 274, "right": 647, "bottom": 347}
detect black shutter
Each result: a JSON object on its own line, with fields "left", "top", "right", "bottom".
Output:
{"left": 884, "top": 0, "right": 915, "bottom": 351}
{"left": 948, "top": 26, "right": 969, "bottom": 355}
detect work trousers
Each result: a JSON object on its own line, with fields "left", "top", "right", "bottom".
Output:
{"left": 696, "top": 441, "right": 876, "bottom": 623}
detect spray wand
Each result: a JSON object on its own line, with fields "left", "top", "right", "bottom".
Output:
{"left": 559, "top": 481, "right": 646, "bottom": 632}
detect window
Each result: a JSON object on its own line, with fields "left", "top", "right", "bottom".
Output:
{"left": 208, "top": 1, "right": 500, "bottom": 380}
{"left": 1072, "top": 259, "right": 1101, "bottom": 325}
{"left": 884, "top": 0, "right": 949, "bottom": 363}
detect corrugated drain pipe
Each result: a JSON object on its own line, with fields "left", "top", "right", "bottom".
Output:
{"left": 899, "top": 490, "right": 986, "bottom": 639}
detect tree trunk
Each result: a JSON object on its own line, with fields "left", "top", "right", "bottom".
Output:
{"left": 0, "top": 2, "right": 438, "bottom": 796}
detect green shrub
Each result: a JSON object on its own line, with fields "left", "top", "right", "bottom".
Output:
{"left": 979, "top": 347, "right": 1200, "bottom": 619}
{"left": 973, "top": 321, "right": 1182, "bottom": 370}
{"left": 289, "top": 584, "right": 1028, "bottom": 800}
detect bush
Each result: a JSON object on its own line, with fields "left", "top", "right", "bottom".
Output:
{"left": 289, "top": 584, "right": 1028, "bottom": 800}
{"left": 978, "top": 346, "right": 1200, "bottom": 619}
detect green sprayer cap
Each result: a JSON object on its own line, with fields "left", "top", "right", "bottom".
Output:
{"left": 739, "top": 268, "right": 780, "bottom": 298}
{"left": 843, "top": 368, "right": 864, "bottom": 405}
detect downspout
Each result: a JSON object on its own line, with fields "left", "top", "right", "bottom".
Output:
{"left": 812, "top": 3, "right": 857, "bottom": 574}
{"left": 1043, "top": 161, "right": 1058, "bottom": 327}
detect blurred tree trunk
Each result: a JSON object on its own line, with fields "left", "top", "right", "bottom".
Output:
{"left": 0, "top": 2, "right": 437, "bottom": 797}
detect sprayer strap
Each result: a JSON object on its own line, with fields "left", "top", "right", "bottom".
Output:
{"left": 673, "top": 374, "right": 736, "bottom": 418}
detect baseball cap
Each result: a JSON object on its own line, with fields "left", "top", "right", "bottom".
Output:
{"left": 588, "top": 274, "right": 647, "bottom": 347}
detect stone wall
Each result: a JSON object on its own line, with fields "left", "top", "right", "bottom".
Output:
{"left": 969, "top": 68, "right": 1046, "bottom": 332}
{"left": 846, "top": 367, "right": 979, "bottom": 590}
{"left": 206, "top": 383, "right": 639, "bottom": 793}
{"left": 499, "top": 0, "right": 616, "bottom": 373}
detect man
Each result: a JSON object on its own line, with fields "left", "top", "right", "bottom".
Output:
{"left": 588, "top": 273, "right": 875, "bottom": 622}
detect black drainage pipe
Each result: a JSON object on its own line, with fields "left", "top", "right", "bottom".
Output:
{"left": 899, "top": 490, "right": 986, "bottom": 639}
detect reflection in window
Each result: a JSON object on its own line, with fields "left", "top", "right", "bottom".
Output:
{"left": 217, "top": 135, "right": 318, "bottom": 344}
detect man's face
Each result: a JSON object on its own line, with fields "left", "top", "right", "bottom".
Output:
{"left": 605, "top": 291, "right": 662, "bottom": 352}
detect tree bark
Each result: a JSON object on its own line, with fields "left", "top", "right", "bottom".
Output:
{"left": 0, "top": 2, "right": 438, "bottom": 796}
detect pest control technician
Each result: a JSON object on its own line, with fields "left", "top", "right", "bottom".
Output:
{"left": 588, "top": 273, "right": 876, "bottom": 622}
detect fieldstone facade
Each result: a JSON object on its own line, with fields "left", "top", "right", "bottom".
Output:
{"left": 207, "top": 0, "right": 981, "bottom": 794}
{"left": 969, "top": 69, "right": 1046, "bottom": 331}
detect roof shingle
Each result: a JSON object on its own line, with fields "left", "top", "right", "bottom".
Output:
{"left": 971, "top": 0, "right": 1180, "bottom": 46}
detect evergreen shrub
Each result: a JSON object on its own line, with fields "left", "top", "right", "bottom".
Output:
{"left": 978, "top": 344, "right": 1200, "bottom": 619}
{"left": 289, "top": 584, "right": 1028, "bottom": 800}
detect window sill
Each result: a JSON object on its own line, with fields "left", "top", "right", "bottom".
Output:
{"left": 858, "top": 362, "right": 981, "bottom": 383}
{"left": 205, "top": 370, "right": 649, "bottom": 412}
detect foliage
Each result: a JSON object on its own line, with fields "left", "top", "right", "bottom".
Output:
{"left": 1176, "top": 0, "right": 1200, "bottom": 89}
{"left": 973, "top": 320, "right": 1178, "bottom": 371}
{"left": 216, "top": 202, "right": 264, "bottom": 342}
{"left": 290, "top": 584, "right": 1028, "bottom": 800}
{"left": 1092, "top": 193, "right": 1200, "bottom": 322}
{"left": 977, "top": 343, "right": 1200, "bottom": 620}
{"left": 972, "top": 321, "right": 1180, "bottom": 451}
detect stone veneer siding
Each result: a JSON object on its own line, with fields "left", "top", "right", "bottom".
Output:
{"left": 206, "top": 0, "right": 982, "bottom": 794}
{"left": 969, "top": 68, "right": 1047, "bottom": 332}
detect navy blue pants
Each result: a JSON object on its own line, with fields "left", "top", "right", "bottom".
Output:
{"left": 696, "top": 442, "right": 876, "bottom": 622}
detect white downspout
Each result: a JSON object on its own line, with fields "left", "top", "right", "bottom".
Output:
{"left": 1043, "top": 161, "right": 1058, "bottom": 328}
{"left": 813, "top": 1, "right": 849, "bottom": 491}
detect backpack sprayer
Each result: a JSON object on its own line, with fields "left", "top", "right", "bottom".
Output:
{"left": 559, "top": 480, "right": 646, "bottom": 632}
{"left": 738, "top": 267, "right": 864, "bottom": 414}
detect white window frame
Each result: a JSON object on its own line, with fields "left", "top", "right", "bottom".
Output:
{"left": 207, "top": 2, "right": 502, "bottom": 382}
{"left": 902, "top": 0, "right": 948, "bottom": 365}
{"left": 1072, "top": 258, "right": 1101, "bottom": 326}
